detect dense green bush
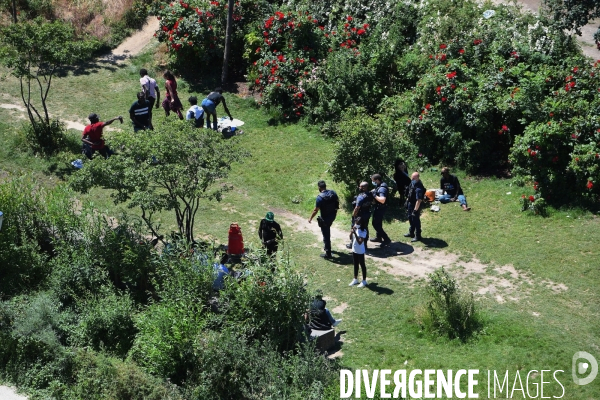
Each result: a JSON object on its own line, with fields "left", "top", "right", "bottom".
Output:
{"left": 419, "top": 267, "right": 481, "bottom": 342}
{"left": 329, "top": 108, "right": 419, "bottom": 192}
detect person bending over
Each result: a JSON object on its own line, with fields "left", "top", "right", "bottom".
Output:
{"left": 201, "top": 87, "right": 233, "bottom": 131}
{"left": 186, "top": 96, "right": 205, "bottom": 128}
{"left": 82, "top": 113, "right": 122, "bottom": 159}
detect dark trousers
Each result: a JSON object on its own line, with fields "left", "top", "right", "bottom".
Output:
{"left": 82, "top": 144, "right": 112, "bottom": 160}
{"left": 320, "top": 214, "right": 336, "bottom": 254}
{"left": 407, "top": 204, "right": 421, "bottom": 237}
{"left": 353, "top": 252, "right": 367, "bottom": 280}
{"left": 264, "top": 241, "right": 278, "bottom": 256}
{"left": 372, "top": 207, "right": 390, "bottom": 241}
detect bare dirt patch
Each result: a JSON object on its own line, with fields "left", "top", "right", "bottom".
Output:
{"left": 101, "top": 16, "right": 160, "bottom": 63}
{"left": 275, "top": 210, "right": 567, "bottom": 303}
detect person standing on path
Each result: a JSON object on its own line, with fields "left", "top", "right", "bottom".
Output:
{"left": 259, "top": 211, "right": 283, "bottom": 256}
{"left": 139, "top": 68, "right": 160, "bottom": 128}
{"left": 201, "top": 87, "right": 233, "bottom": 131}
{"left": 161, "top": 70, "right": 183, "bottom": 120}
{"left": 346, "top": 182, "right": 373, "bottom": 249}
{"left": 370, "top": 174, "right": 391, "bottom": 246}
{"left": 129, "top": 92, "right": 151, "bottom": 132}
{"left": 82, "top": 113, "right": 123, "bottom": 159}
{"left": 439, "top": 167, "right": 471, "bottom": 211}
{"left": 404, "top": 172, "right": 425, "bottom": 242}
{"left": 348, "top": 216, "right": 368, "bottom": 288}
{"left": 308, "top": 180, "right": 339, "bottom": 259}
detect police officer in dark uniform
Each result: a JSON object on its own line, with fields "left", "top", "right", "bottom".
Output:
{"left": 346, "top": 181, "right": 373, "bottom": 249}
{"left": 370, "top": 174, "right": 391, "bottom": 246}
{"left": 404, "top": 172, "right": 425, "bottom": 242}
{"left": 309, "top": 180, "right": 339, "bottom": 259}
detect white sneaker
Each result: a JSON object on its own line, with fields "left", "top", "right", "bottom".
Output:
{"left": 348, "top": 278, "right": 359, "bottom": 286}
{"left": 332, "top": 319, "right": 342, "bottom": 327}
{"left": 357, "top": 280, "right": 368, "bottom": 288}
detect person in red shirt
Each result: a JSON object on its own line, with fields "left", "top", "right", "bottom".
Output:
{"left": 161, "top": 70, "right": 183, "bottom": 120}
{"left": 82, "top": 113, "right": 122, "bottom": 159}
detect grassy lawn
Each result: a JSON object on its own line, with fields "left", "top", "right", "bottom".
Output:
{"left": 0, "top": 46, "right": 599, "bottom": 398}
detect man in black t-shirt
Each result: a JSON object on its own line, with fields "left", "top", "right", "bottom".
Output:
{"left": 404, "top": 172, "right": 425, "bottom": 242}
{"left": 129, "top": 92, "right": 151, "bottom": 132}
{"left": 309, "top": 180, "right": 339, "bottom": 259}
{"left": 439, "top": 167, "right": 471, "bottom": 211}
{"left": 370, "top": 174, "right": 391, "bottom": 246}
{"left": 259, "top": 211, "right": 283, "bottom": 256}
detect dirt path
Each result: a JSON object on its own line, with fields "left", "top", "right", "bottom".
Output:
{"left": 494, "top": 0, "right": 600, "bottom": 60}
{"left": 276, "top": 210, "right": 567, "bottom": 304}
{"left": 0, "top": 386, "right": 28, "bottom": 400}
{"left": 100, "top": 16, "right": 160, "bottom": 63}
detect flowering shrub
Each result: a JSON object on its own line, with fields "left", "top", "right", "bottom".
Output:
{"left": 520, "top": 192, "right": 547, "bottom": 216}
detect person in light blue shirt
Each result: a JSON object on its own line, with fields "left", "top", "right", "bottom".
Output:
{"left": 186, "top": 96, "right": 205, "bottom": 128}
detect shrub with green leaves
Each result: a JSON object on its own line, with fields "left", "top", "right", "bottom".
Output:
{"left": 420, "top": 267, "right": 481, "bottom": 342}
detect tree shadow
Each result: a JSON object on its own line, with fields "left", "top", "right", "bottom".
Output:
{"left": 367, "top": 241, "right": 414, "bottom": 258}
{"left": 365, "top": 282, "right": 394, "bottom": 295}
{"left": 421, "top": 237, "right": 448, "bottom": 249}
{"left": 56, "top": 58, "right": 123, "bottom": 76}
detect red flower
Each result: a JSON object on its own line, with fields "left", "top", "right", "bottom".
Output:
{"left": 549, "top": 112, "right": 554, "bottom": 117}
{"left": 446, "top": 71, "right": 457, "bottom": 79}
{"left": 440, "top": 44, "right": 447, "bottom": 49}
{"left": 363, "top": 23, "right": 369, "bottom": 29}
{"left": 596, "top": 153, "right": 600, "bottom": 159}
{"left": 277, "top": 54, "right": 284, "bottom": 62}
{"left": 425, "top": 103, "right": 431, "bottom": 110}
{"left": 451, "top": 84, "right": 456, "bottom": 89}
{"left": 552, "top": 156, "right": 559, "bottom": 163}
{"left": 441, "top": 97, "right": 447, "bottom": 102}
{"left": 473, "top": 39, "right": 482, "bottom": 45}
{"left": 436, "top": 86, "right": 442, "bottom": 93}
{"left": 357, "top": 29, "right": 366, "bottom": 35}
{"left": 573, "top": 66, "right": 579, "bottom": 73}
{"left": 347, "top": 16, "right": 353, "bottom": 21}
{"left": 565, "top": 75, "right": 572, "bottom": 82}
{"left": 255, "top": 78, "right": 260, "bottom": 84}
{"left": 440, "top": 54, "right": 446, "bottom": 61}
{"left": 571, "top": 134, "right": 578, "bottom": 139}
{"left": 587, "top": 181, "right": 594, "bottom": 190}
{"left": 529, "top": 195, "right": 535, "bottom": 202}
{"left": 502, "top": 125, "right": 509, "bottom": 131}
{"left": 458, "top": 48, "right": 465, "bottom": 54}
{"left": 318, "top": 26, "right": 324, "bottom": 30}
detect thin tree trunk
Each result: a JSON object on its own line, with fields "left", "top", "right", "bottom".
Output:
{"left": 221, "top": 0, "right": 234, "bottom": 84}
{"left": 11, "top": 0, "right": 17, "bottom": 23}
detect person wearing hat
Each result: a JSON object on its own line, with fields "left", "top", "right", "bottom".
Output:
{"left": 201, "top": 87, "right": 233, "bottom": 131}
{"left": 82, "top": 113, "right": 123, "bottom": 159}
{"left": 259, "top": 211, "right": 283, "bottom": 256}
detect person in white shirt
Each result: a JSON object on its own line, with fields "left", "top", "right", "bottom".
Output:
{"left": 186, "top": 96, "right": 205, "bottom": 128}
{"left": 139, "top": 68, "right": 160, "bottom": 128}
{"left": 348, "top": 216, "right": 368, "bottom": 288}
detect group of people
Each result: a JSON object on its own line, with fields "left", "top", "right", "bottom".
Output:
{"left": 81, "top": 69, "right": 234, "bottom": 159}
{"left": 307, "top": 162, "right": 471, "bottom": 289}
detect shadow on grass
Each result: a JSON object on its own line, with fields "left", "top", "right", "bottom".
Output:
{"left": 365, "top": 282, "right": 394, "bottom": 295}
{"left": 367, "top": 241, "right": 414, "bottom": 257}
{"left": 421, "top": 237, "right": 448, "bottom": 249}
{"left": 327, "top": 250, "right": 354, "bottom": 265}
{"left": 56, "top": 59, "right": 123, "bottom": 76}
{"left": 326, "top": 330, "right": 346, "bottom": 357}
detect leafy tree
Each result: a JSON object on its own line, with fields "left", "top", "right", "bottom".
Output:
{"left": 0, "top": 18, "right": 96, "bottom": 154}
{"left": 69, "top": 121, "right": 248, "bottom": 243}
{"left": 542, "top": 0, "right": 600, "bottom": 35}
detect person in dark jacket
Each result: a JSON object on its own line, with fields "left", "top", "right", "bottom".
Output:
{"left": 393, "top": 159, "right": 411, "bottom": 202}
{"left": 308, "top": 181, "right": 339, "bottom": 259}
{"left": 308, "top": 294, "right": 341, "bottom": 330}
{"left": 439, "top": 167, "right": 471, "bottom": 211}
{"left": 201, "top": 87, "right": 233, "bottom": 131}
{"left": 258, "top": 211, "right": 283, "bottom": 255}
{"left": 404, "top": 172, "right": 425, "bottom": 242}
{"left": 370, "top": 174, "right": 391, "bottom": 246}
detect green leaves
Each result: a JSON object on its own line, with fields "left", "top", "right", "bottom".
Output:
{"left": 70, "top": 121, "right": 248, "bottom": 242}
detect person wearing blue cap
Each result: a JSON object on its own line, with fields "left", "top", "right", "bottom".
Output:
{"left": 259, "top": 211, "right": 283, "bottom": 256}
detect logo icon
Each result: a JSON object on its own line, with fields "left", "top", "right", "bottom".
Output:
{"left": 572, "top": 351, "right": 598, "bottom": 385}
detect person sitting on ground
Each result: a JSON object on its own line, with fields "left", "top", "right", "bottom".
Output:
{"left": 258, "top": 211, "right": 283, "bottom": 256}
{"left": 186, "top": 96, "right": 205, "bottom": 128}
{"left": 439, "top": 167, "right": 471, "bottom": 211}
{"left": 129, "top": 92, "right": 152, "bottom": 132}
{"left": 201, "top": 87, "right": 233, "bottom": 131}
{"left": 308, "top": 293, "right": 342, "bottom": 331}
{"left": 82, "top": 113, "right": 122, "bottom": 160}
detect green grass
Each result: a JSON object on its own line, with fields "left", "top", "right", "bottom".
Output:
{"left": 0, "top": 45, "right": 599, "bottom": 399}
